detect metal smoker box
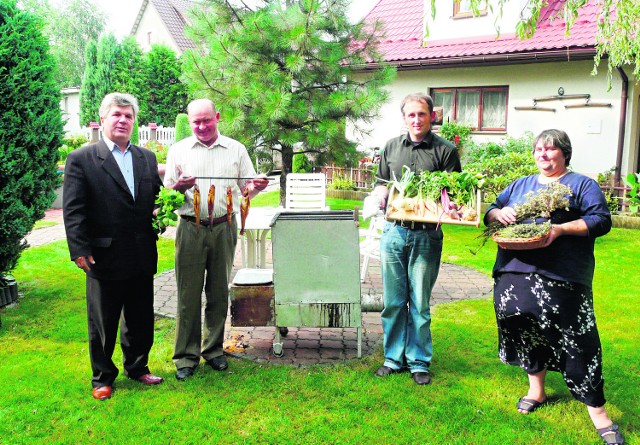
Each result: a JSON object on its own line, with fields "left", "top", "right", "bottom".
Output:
{"left": 270, "top": 210, "right": 362, "bottom": 357}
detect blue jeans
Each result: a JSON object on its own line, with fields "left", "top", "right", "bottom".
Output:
{"left": 380, "top": 222, "right": 443, "bottom": 373}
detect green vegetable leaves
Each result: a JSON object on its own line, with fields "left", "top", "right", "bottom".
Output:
{"left": 153, "top": 187, "right": 185, "bottom": 231}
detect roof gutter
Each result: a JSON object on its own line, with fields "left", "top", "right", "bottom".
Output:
{"left": 615, "top": 66, "right": 628, "bottom": 186}
{"left": 356, "top": 48, "right": 597, "bottom": 72}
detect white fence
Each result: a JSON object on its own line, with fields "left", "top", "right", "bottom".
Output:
{"left": 79, "top": 125, "right": 176, "bottom": 147}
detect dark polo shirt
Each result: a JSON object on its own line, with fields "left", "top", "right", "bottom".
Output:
{"left": 376, "top": 131, "right": 461, "bottom": 186}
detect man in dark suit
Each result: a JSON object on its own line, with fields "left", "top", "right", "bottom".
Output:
{"left": 63, "top": 93, "right": 164, "bottom": 401}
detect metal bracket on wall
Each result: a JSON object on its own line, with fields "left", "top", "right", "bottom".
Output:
{"left": 514, "top": 101, "right": 556, "bottom": 112}
{"left": 565, "top": 98, "right": 612, "bottom": 109}
{"left": 515, "top": 93, "right": 611, "bottom": 112}
{"left": 533, "top": 93, "right": 591, "bottom": 102}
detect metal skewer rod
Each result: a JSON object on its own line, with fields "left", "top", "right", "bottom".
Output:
{"left": 194, "top": 176, "right": 275, "bottom": 180}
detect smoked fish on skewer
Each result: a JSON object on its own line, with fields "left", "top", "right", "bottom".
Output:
{"left": 207, "top": 184, "right": 215, "bottom": 226}
{"left": 193, "top": 184, "right": 201, "bottom": 231}
{"left": 226, "top": 186, "right": 233, "bottom": 226}
{"left": 239, "top": 189, "right": 250, "bottom": 236}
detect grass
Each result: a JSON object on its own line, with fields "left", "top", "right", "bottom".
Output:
{"left": 32, "top": 220, "right": 58, "bottom": 230}
{"left": 1, "top": 200, "right": 638, "bottom": 444}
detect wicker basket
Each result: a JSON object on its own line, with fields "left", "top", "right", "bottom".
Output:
{"left": 492, "top": 231, "right": 550, "bottom": 250}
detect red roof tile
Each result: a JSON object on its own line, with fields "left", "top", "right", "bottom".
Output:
{"left": 364, "top": 0, "right": 600, "bottom": 66}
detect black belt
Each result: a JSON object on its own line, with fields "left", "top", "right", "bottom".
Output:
{"left": 392, "top": 220, "right": 437, "bottom": 231}
{"left": 181, "top": 215, "right": 230, "bottom": 226}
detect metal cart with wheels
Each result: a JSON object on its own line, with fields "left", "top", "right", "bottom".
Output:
{"left": 270, "top": 210, "right": 362, "bottom": 357}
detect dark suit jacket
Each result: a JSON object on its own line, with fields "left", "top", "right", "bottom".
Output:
{"left": 63, "top": 139, "right": 163, "bottom": 280}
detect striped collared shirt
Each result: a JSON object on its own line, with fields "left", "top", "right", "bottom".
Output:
{"left": 164, "top": 134, "right": 257, "bottom": 218}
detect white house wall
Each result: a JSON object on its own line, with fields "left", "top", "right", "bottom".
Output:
{"left": 60, "top": 87, "right": 81, "bottom": 134}
{"left": 348, "top": 60, "right": 639, "bottom": 179}
{"left": 134, "top": 4, "right": 180, "bottom": 53}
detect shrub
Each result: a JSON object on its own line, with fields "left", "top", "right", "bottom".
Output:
{"left": 623, "top": 172, "right": 640, "bottom": 214}
{"left": 58, "top": 134, "right": 89, "bottom": 165}
{"left": 597, "top": 167, "right": 620, "bottom": 214}
{"left": 175, "top": 113, "right": 192, "bottom": 142}
{"left": 463, "top": 134, "right": 537, "bottom": 202}
{"left": 328, "top": 173, "right": 356, "bottom": 191}
{"left": 131, "top": 119, "right": 139, "bottom": 145}
{"left": 292, "top": 150, "right": 313, "bottom": 173}
{"left": 462, "top": 132, "right": 533, "bottom": 164}
{"left": 145, "top": 140, "right": 168, "bottom": 164}
{"left": 438, "top": 121, "right": 472, "bottom": 151}
{"left": 0, "top": 0, "right": 64, "bottom": 278}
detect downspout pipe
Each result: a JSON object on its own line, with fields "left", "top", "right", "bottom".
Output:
{"left": 615, "top": 67, "right": 628, "bottom": 186}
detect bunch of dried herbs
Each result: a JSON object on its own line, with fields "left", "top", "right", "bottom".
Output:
{"left": 495, "top": 220, "right": 551, "bottom": 239}
{"left": 511, "top": 182, "right": 572, "bottom": 221}
{"left": 472, "top": 182, "right": 572, "bottom": 253}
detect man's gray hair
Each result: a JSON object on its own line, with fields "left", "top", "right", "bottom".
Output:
{"left": 99, "top": 93, "right": 139, "bottom": 119}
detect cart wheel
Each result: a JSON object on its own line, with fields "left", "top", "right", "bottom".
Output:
{"left": 278, "top": 326, "right": 289, "bottom": 337}
{"left": 273, "top": 342, "right": 284, "bottom": 357}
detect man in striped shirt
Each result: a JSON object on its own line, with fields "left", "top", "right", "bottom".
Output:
{"left": 164, "top": 98, "right": 269, "bottom": 381}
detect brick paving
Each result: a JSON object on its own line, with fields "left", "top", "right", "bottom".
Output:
{"left": 26, "top": 208, "right": 493, "bottom": 368}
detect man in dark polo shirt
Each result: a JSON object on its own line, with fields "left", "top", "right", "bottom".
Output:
{"left": 371, "top": 92, "right": 461, "bottom": 385}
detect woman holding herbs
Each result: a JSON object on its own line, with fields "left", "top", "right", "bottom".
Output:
{"left": 483, "top": 129, "right": 624, "bottom": 445}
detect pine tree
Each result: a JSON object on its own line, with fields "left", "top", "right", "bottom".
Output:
{"left": 182, "top": 0, "right": 394, "bottom": 203}
{"left": 0, "top": 0, "right": 64, "bottom": 278}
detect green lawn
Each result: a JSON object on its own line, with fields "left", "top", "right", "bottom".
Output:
{"left": 0, "top": 201, "right": 638, "bottom": 444}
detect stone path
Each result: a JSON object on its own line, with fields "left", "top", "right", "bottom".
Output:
{"left": 27, "top": 208, "right": 493, "bottom": 367}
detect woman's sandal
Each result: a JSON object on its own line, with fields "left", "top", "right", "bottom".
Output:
{"left": 597, "top": 424, "right": 624, "bottom": 445}
{"left": 516, "top": 397, "right": 546, "bottom": 413}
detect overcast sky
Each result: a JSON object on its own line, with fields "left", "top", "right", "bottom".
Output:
{"left": 95, "top": 0, "right": 376, "bottom": 38}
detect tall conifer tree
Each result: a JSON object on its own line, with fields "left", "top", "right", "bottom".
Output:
{"left": 79, "top": 39, "right": 98, "bottom": 126}
{"left": 0, "top": 0, "right": 64, "bottom": 278}
{"left": 182, "top": 0, "right": 394, "bottom": 203}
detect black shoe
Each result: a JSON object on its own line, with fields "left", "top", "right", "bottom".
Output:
{"left": 375, "top": 365, "right": 398, "bottom": 377}
{"left": 206, "top": 355, "right": 228, "bottom": 371}
{"left": 175, "top": 367, "right": 195, "bottom": 381}
{"left": 412, "top": 372, "right": 432, "bottom": 385}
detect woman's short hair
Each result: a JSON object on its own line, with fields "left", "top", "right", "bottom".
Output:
{"left": 533, "top": 129, "right": 572, "bottom": 166}
{"left": 400, "top": 93, "right": 434, "bottom": 115}
{"left": 99, "top": 93, "right": 139, "bottom": 119}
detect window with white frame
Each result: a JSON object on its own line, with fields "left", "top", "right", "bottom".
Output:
{"left": 431, "top": 86, "right": 508, "bottom": 131}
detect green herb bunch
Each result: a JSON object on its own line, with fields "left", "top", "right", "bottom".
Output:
{"left": 390, "top": 167, "right": 484, "bottom": 209}
{"left": 153, "top": 187, "right": 185, "bottom": 231}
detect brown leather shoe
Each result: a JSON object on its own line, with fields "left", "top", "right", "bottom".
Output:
{"left": 135, "top": 373, "right": 164, "bottom": 385}
{"left": 92, "top": 386, "right": 112, "bottom": 401}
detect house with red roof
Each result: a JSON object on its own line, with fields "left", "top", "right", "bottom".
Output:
{"left": 130, "top": 0, "right": 196, "bottom": 54}
{"left": 351, "top": 0, "right": 639, "bottom": 179}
